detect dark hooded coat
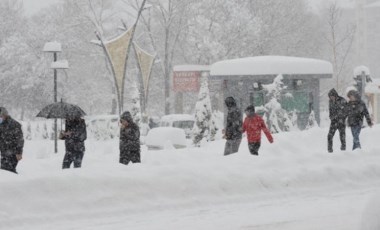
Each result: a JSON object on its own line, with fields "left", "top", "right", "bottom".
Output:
{"left": 0, "top": 116, "right": 24, "bottom": 155}
{"left": 328, "top": 89, "right": 347, "bottom": 125}
{"left": 119, "top": 111, "right": 141, "bottom": 164}
{"left": 63, "top": 118, "right": 87, "bottom": 153}
{"left": 225, "top": 97, "right": 242, "bottom": 140}
{"left": 346, "top": 90, "right": 372, "bottom": 127}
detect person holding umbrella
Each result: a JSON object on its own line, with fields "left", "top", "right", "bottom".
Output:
{"left": 59, "top": 117, "right": 87, "bottom": 169}
{"left": 0, "top": 107, "right": 24, "bottom": 173}
{"left": 119, "top": 111, "right": 141, "bottom": 165}
{"left": 37, "top": 100, "right": 87, "bottom": 168}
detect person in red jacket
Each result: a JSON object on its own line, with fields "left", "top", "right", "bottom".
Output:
{"left": 242, "top": 105, "right": 273, "bottom": 155}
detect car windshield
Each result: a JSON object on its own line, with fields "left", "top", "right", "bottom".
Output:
{"left": 172, "top": 120, "right": 194, "bottom": 129}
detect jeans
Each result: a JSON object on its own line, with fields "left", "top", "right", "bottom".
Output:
{"left": 351, "top": 125, "right": 362, "bottom": 150}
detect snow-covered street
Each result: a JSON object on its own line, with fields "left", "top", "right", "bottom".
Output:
{"left": 3, "top": 0, "right": 380, "bottom": 229}
{"left": 1, "top": 126, "right": 380, "bottom": 230}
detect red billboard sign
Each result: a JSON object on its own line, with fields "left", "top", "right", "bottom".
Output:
{"left": 173, "top": 71, "right": 200, "bottom": 92}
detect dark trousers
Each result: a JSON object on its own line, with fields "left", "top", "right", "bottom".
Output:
{"left": 224, "top": 139, "right": 242, "bottom": 156}
{"left": 351, "top": 125, "right": 362, "bottom": 150}
{"left": 327, "top": 122, "right": 346, "bottom": 152}
{"left": 119, "top": 152, "right": 141, "bottom": 165}
{"left": 1, "top": 154, "right": 18, "bottom": 174}
{"left": 63, "top": 151, "right": 84, "bottom": 169}
{"left": 248, "top": 142, "right": 261, "bottom": 155}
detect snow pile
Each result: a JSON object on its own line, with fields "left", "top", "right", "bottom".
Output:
{"left": 210, "top": 56, "right": 333, "bottom": 76}
{"left": 1, "top": 126, "right": 380, "bottom": 229}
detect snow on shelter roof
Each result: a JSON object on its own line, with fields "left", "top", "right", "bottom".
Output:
{"left": 173, "top": 65, "right": 210, "bottom": 72}
{"left": 210, "top": 56, "right": 333, "bottom": 77}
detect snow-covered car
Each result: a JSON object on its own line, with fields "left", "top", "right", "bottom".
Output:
{"left": 145, "top": 127, "right": 187, "bottom": 150}
{"left": 159, "top": 114, "right": 195, "bottom": 138}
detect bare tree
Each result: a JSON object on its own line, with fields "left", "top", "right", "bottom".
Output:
{"left": 324, "top": 2, "right": 356, "bottom": 93}
{"left": 122, "top": 0, "right": 194, "bottom": 115}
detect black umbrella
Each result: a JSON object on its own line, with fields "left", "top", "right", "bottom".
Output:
{"left": 37, "top": 101, "right": 86, "bottom": 119}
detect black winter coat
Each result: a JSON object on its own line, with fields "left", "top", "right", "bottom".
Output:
{"left": 120, "top": 123, "right": 141, "bottom": 163}
{"left": 0, "top": 117, "right": 24, "bottom": 155}
{"left": 347, "top": 100, "right": 372, "bottom": 127}
{"left": 328, "top": 89, "right": 347, "bottom": 125}
{"left": 63, "top": 119, "right": 87, "bottom": 153}
{"left": 225, "top": 97, "right": 243, "bottom": 140}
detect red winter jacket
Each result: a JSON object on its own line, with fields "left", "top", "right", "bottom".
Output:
{"left": 242, "top": 114, "right": 273, "bottom": 143}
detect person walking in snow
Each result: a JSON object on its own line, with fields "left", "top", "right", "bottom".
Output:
{"left": 242, "top": 105, "right": 273, "bottom": 155}
{"left": 0, "top": 107, "right": 24, "bottom": 174}
{"left": 327, "top": 88, "right": 348, "bottom": 153}
{"left": 223, "top": 97, "right": 243, "bottom": 155}
{"left": 60, "top": 117, "right": 87, "bottom": 169}
{"left": 346, "top": 90, "right": 373, "bottom": 150}
{"left": 119, "top": 111, "right": 141, "bottom": 165}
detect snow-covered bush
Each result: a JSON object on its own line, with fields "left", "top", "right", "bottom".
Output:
{"left": 146, "top": 127, "right": 187, "bottom": 150}
{"left": 305, "top": 110, "right": 318, "bottom": 130}
{"left": 263, "top": 75, "right": 294, "bottom": 133}
{"left": 289, "top": 110, "right": 299, "bottom": 131}
{"left": 192, "top": 78, "right": 217, "bottom": 146}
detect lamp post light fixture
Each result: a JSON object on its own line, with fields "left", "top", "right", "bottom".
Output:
{"left": 43, "top": 42, "right": 66, "bottom": 154}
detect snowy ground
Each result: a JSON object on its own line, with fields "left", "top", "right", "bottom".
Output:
{"left": 1, "top": 126, "right": 380, "bottom": 229}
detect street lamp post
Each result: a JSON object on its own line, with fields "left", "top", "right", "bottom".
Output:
{"left": 43, "top": 42, "right": 67, "bottom": 153}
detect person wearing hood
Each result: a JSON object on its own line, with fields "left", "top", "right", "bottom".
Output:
{"left": 327, "top": 88, "right": 348, "bottom": 153}
{"left": 223, "top": 97, "right": 243, "bottom": 155}
{"left": 242, "top": 105, "right": 273, "bottom": 155}
{"left": 60, "top": 117, "right": 87, "bottom": 169}
{"left": 346, "top": 90, "right": 373, "bottom": 150}
{"left": 119, "top": 111, "right": 141, "bottom": 165}
{"left": 0, "top": 107, "right": 24, "bottom": 173}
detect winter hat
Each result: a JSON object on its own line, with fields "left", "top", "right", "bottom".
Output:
{"left": 225, "top": 97, "right": 237, "bottom": 108}
{"left": 120, "top": 111, "right": 133, "bottom": 123}
{"left": 0, "top": 107, "right": 9, "bottom": 117}
{"left": 245, "top": 105, "right": 255, "bottom": 116}
{"left": 328, "top": 88, "right": 339, "bottom": 97}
